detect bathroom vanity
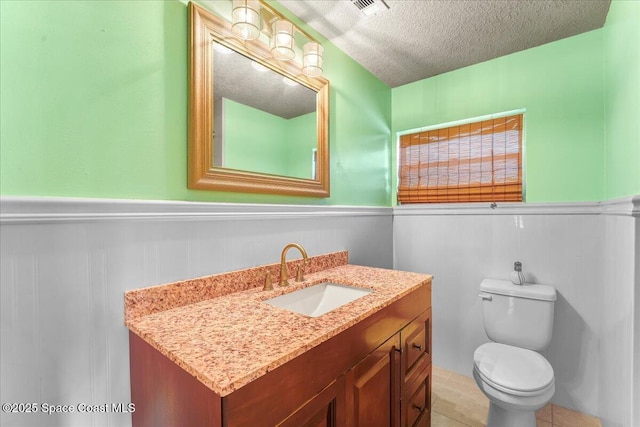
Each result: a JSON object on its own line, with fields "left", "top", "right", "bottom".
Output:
{"left": 125, "top": 251, "right": 432, "bottom": 427}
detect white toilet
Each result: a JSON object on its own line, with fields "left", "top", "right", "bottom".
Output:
{"left": 473, "top": 279, "right": 557, "bottom": 427}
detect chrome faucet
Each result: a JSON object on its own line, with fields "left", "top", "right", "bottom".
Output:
{"left": 279, "top": 243, "right": 309, "bottom": 287}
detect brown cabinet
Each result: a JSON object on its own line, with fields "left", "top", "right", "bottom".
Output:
{"left": 130, "top": 281, "right": 431, "bottom": 427}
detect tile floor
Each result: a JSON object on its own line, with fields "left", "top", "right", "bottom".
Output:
{"left": 431, "top": 366, "right": 602, "bottom": 427}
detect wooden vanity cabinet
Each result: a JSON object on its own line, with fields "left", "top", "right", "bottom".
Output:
{"left": 129, "top": 280, "right": 431, "bottom": 427}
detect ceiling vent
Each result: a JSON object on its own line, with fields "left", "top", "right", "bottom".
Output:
{"left": 351, "top": 0, "right": 390, "bottom": 17}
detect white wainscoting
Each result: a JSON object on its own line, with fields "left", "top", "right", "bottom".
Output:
{"left": 0, "top": 197, "right": 393, "bottom": 427}
{"left": 2, "top": 196, "right": 638, "bottom": 427}
{"left": 599, "top": 213, "right": 636, "bottom": 427}
{"left": 393, "top": 196, "right": 639, "bottom": 425}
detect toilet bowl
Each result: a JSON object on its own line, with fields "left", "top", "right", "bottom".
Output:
{"left": 473, "top": 342, "right": 554, "bottom": 427}
{"left": 474, "top": 279, "right": 557, "bottom": 427}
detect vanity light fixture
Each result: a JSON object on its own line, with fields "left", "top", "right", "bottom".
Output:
{"left": 231, "top": 0, "right": 261, "bottom": 41}
{"left": 271, "top": 19, "right": 296, "bottom": 61}
{"left": 302, "top": 41, "right": 324, "bottom": 77}
{"left": 227, "top": 1, "right": 325, "bottom": 77}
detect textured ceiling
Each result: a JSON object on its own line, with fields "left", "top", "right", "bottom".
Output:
{"left": 214, "top": 47, "right": 316, "bottom": 119}
{"left": 279, "top": 0, "right": 611, "bottom": 88}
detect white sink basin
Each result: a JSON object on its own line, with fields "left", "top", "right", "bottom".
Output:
{"left": 264, "top": 282, "right": 372, "bottom": 317}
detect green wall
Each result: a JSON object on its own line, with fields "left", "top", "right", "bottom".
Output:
{"left": 603, "top": 0, "right": 640, "bottom": 199}
{"left": 392, "top": 30, "right": 605, "bottom": 203}
{"left": 2, "top": 0, "right": 636, "bottom": 207}
{"left": 223, "top": 98, "right": 288, "bottom": 177}
{"left": 0, "top": 0, "right": 391, "bottom": 206}
{"left": 285, "top": 112, "right": 317, "bottom": 179}
{"left": 223, "top": 98, "right": 316, "bottom": 178}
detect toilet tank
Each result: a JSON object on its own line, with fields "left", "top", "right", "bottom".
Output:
{"left": 479, "top": 279, "right": 557, "bottom": 351}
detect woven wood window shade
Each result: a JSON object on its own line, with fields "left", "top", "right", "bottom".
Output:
{"left": 398, "top": 114, "right": 523, "bottom": 204}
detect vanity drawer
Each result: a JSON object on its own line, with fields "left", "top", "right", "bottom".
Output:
{"left": 402, "top": 308, "right": 431, "bottom": 382}
{"left": 401, "top": 363, "right": 431, "bottom": 427}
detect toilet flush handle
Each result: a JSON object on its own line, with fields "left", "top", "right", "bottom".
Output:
{"left": 478, "top": 292, "right": 493, "bottom": 301}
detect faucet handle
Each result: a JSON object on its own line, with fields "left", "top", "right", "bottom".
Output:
{"left": 295, "top": 265, "right": 305, "bottom": 282}
{"left": 263, "top": 271, "right": 274, "bottom": 291}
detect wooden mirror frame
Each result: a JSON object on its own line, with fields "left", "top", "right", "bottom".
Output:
{"left": 188, "top": 2, "right": 330, "bottom": 197}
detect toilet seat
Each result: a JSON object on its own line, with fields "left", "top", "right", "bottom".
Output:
{"left": 473, "top": 342, "right": 554, "bottom": 397}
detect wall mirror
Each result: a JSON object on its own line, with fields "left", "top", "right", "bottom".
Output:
{"left": 188, "top": 1, "right": 330, "bottom": 197}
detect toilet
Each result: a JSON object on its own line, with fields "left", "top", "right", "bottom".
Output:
{"left": 473, "top": 279, "right": 557, "bottom": 427}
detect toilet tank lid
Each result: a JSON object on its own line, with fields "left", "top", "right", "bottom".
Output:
{"left": 480, "top": 279, "right": 557, "bottom": 301}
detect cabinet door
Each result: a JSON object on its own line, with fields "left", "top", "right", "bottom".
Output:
{"left": 345, "top": 333, "right": 401, "bottom": 427}
{"left": 277, "top": 377, "right": 345, "bottom": 427}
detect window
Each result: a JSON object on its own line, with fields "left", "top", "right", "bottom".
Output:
{"left": 398, "top": 113, "right": 523, "bottom": 204}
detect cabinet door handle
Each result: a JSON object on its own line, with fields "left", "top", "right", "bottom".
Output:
{"left": 412, "top": 404, "right": 423, "bottom": 412}
{"left": 412, "top": 343, "right": 422, "bottom": 351}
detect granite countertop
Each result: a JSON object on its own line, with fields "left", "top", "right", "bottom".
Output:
{"left": 126, "top": 261, "right": 431, "bottom": 397}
